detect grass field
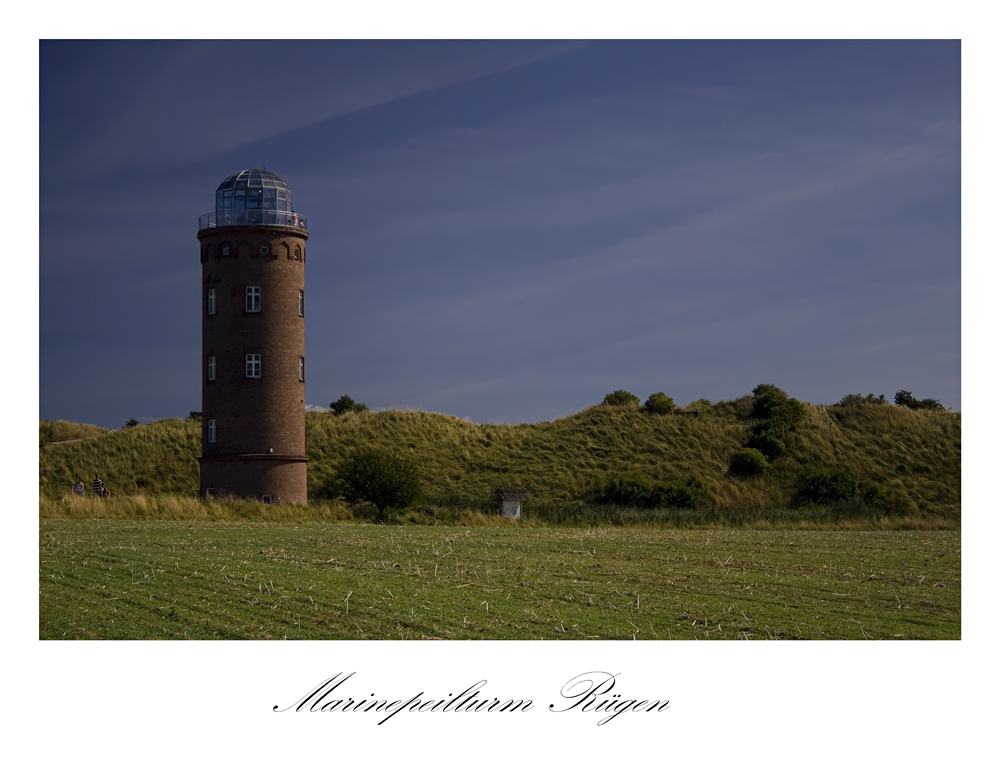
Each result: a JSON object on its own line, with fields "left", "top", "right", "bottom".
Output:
{"left": 40, "top": 520, "right": 960, "bottom": 640}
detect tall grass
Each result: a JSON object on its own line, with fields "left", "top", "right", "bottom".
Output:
{"left": 39, "top": 401, "right": 960, "bottom": 527}
{"left": 40, "top": 493, "right": 355, "bottom": 522}
{"left": 39, "top": 419, "right": 110, "bottom": 445}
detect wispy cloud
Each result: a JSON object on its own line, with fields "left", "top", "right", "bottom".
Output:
{"left": 39, "top": 41, "right": 961, "bottom": 426}
{"left": 65, "top": 41, "right": 586, "bottom": 176}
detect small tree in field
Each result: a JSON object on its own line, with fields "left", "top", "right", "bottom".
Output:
{"left": 335, "top": 448, "right": 421, "bottom": 521}
{"left": 602, "top": 390, "right": 640, "bottom": 408}
{"left": 330, "top": 395, "right": 369, "bottom": 416}
{"left": 644, "top": 392, "right": 676, "bottom": 415}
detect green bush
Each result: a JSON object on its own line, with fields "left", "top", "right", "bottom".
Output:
{"left": 894, "top": 390, "right": 944, "bottom": 411}
{"left": 729, "top": 448, "right": 769, "bottom": 477}
{"left": 712, "top": 395, "right": 754, "bottom": 420}
{"left": 747, "top": 431, "right": 785, "bottom": 461}
{"left": 597, "top": 474, "right": 708, "bottom": 510}
{"left": 602, "top": 390, "right": 640, "bottom": 407}
{"left": 743, "top": 384, "right": 805, "bottom": 460}
{"left": 751, "top": 384, "right": 805, "bottom": 434}
{"left": 330, "top": 395, "right": 369, "bottom": 416}
{"left": 649, "top": 477, "right": 709, "bottom": 509}
{"left": 334, "top": 448, "right": 422, "bottom": 521}
{"left": 836, "top": 393, "right": 886, "bottom": 407}
{"left": 793, "top": 468, "right": 911, "bottom": 516}
{"left": 599, "top": 474, "right": 655, "bottom": 508}
{"left": 644, "top": 392, "right": 676, "bottom": 415}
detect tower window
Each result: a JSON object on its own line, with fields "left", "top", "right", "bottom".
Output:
{"left": 207, "top": 288, "right": 216, "bottom": 315}
{"left": 261, "top": 495, "right": 273, "bottom": 505}
{"left": 298, "top": 290, "right": 304, "bottom": 316}
{"left": 246, "top": 286, "right": 261, "bottom": 312}
{"left": 298, "top": 356, "right": 305, "bottom": 381}
{"left": 207, "top": 419, "right": 216, "bottom": 444}
{"left": 260, "top": 245, "right": 269, "bottom": 256}
{"left": 208, "top": 356, "right": 216, "bottom": 381}
{"left": 246, "top": 353, "right": 261, "bottom": 378}
{"left": 294, "top": 247, "right": 301, "bottom": 260}
{"left": 222, "top": 246, "right": 230, "bottom": 257}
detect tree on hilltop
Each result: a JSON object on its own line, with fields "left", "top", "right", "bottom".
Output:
{"left": 644, "top": 392, "right": 676, "bottom": 415}
{"left": 602, "top": 390, "right": 640, "bottom": 407}
{"left": 330, "top": 395, "right": 369, "bottom": 415}
{"left": 894, "top": 390, "right": 943, "bottom": 411}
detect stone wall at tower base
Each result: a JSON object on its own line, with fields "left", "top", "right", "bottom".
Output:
{"left": 200, "top": 455, "right": 307, "bottom": 504}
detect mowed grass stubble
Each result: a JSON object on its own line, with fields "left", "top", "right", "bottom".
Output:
{"left": 40, "top": 520, "right": 959, "bottom": 640}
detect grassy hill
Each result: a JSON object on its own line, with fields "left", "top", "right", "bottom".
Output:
{"left": 38, "top": 396, "right": 960, "bottom": 527}
{"left": 39, "top": 419, "right": 111, "bottom": 445}
{"left": 40, "top": 418, "right": 201, "bottom": 498}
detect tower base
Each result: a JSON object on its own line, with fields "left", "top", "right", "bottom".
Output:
{"left": 199, "top": 454, "right": 308, "bottom": 504}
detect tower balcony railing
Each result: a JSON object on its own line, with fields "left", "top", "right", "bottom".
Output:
{"left": 199, "top": 210, "right": 308, "bottom": 231}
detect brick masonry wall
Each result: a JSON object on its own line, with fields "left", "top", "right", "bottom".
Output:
{"left": 198, "top": 225, "right": 309, "bottom": 503}
{"left": 200, "top": 458, "right": 308, "bottom": 505}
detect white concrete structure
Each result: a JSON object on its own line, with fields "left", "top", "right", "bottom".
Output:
{"left": 493, "top": 488, "right": 529, "bottom": 519}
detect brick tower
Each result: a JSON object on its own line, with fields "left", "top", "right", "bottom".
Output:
{"left": 197, "top": 169, "right": 308, "bottom": 504}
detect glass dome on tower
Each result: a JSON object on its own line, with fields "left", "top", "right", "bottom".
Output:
{"left": 199, "top": 168, "right": 307, "bottom": 230}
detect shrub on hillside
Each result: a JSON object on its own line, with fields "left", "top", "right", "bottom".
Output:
{"left": 334, "top": 448, "right": 422, "bottom": 521}
{"left": 744, "top": 384, "right": 805, "bottom": 460}
{"left": 894, "top": 390, "right": 944, "bottom": 411}
{"left": 602, "top": 390, "right": 640, "bottom": 407}
{"left": 751, "top": 384, "right": 805, "bottom": 433}
{"left": 599, "top": 474, "right": 655, "bottom": 508}
{"left": 836, "top": 393, "right": 887, "bottom": 407}
{"left": 644, "top": 392, "right": 676, "bottom": 415}
{"left": 729, "top": 447, "right": 768, "bottom": 477}
{"left": 793, "top": 468, "right": 911, "bottom": 516}
{"left": 650, "top": 477, "right": 709, "bottom": 510}
{"left": 597, "top": 474, "right": 708, "bottom": 509}
{"left": 747, "top": 431, "right": 785, "bottom": 461}
{"left": 713, "top": 395, "right": 754, "bottom": 420}
{"left": 330, "top": 395, "right": 369, "bottom": 416}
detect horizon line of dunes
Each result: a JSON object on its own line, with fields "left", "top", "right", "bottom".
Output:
{"left": 39, "top": 389, "right": 960, "bottom": 527}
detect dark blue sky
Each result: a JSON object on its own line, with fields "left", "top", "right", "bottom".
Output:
{"left": 39, "top": 40, "right": 960, "bottom": 427}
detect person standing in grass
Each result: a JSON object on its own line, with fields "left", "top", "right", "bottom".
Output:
{"left": 92, "top": 474, "right": 103, "bottom": 497}
{"left": 72, "top": 479, "right": 85, "bottom": 497}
